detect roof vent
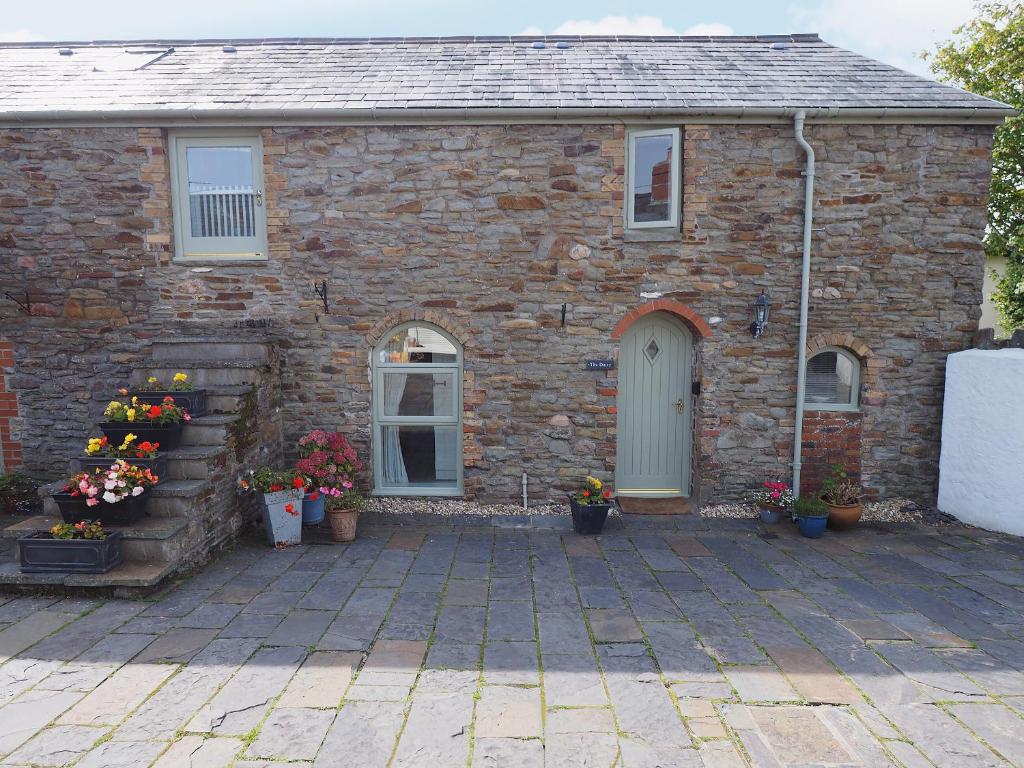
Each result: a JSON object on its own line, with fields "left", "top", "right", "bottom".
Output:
{"left": 222, "top": 45, "right": 237, "bottom": 53}
{"left": 531, "top": 41, "right": 546, "bottom": 49}
{"left": 555, "top": 41, "right": 571, "bottom": 49}
{"left": 58, "top": 48, "right": 73, "bottom": 56}
{"left": 770, "top": 42, "right": 789, "bottom": 50}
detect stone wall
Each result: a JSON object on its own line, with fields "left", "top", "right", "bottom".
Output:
{"left": 0, "top": 121, "right": 994, "bottom": 504}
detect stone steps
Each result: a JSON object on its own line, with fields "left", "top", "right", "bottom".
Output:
{"left": 182, "top": 414, "right": 240, "bottom": 447}
{"left": 2, "top": 515, "right": 190, "bottom": 562}
{"left": 130, "top": 361, "right": 266, "bottom": 388}
{"left": 149, "top": 337, "right": 273, "bottom": 364}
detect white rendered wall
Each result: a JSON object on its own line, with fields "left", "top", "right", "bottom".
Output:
{"left": 938, "top": 349, "right": 1024, "bottom": 536}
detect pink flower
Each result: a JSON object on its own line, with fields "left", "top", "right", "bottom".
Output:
{"left": 86, "top": 497, "right": 99, "bottom": 507}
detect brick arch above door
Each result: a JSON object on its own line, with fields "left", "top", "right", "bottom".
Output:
{"left": 611, "top": 299, "right": 713, "bottom": 341}
{"left": 365, "top": 308, "right": 474, "bottom": 350}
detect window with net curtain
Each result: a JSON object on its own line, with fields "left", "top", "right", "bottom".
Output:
{"left": 372, "top": 324, "right": 463, "bottom": 495}
{"left": 806, "top": 348, "right": 861, "bottom": 411}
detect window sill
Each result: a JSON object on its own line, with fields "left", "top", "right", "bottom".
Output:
{"left": 172, "top": 256, "right": 269, "bottom": 266}
{"left": 372, "top": 488, "right": 464, "bottom": 498}
{"left": 623, "top": 228, "right": 683, "bottom": 243}
{"left": 805, "top": 405, "right": 861, "bottom": 414}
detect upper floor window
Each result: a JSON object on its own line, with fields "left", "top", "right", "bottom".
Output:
{"left": 806, "top": 348, "right": 861, "bottom": 411}
{"left": 626, "top": 127, "right": 680, "bottom": 230}
{"left": 169, "top": 133, "right": 268, "bottom": 261}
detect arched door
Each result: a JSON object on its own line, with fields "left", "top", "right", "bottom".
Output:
{"left": 615, "top": 312, "right": 693, "bottom": 498}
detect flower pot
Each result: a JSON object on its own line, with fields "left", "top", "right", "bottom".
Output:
{"left": 302, "top": 492, "right": 326, "bottom": 526}
{"left": 76, "top": 454, "right": 169, "bottom": 485}
{"left": 259, "top": 489, "right": 303, "bottom": 546}
{"left": 758, "top": 505, "right": 783, "bottom": 524}
{"left": 2, "top": 495, "right": 19, "bottom": 515}
{"left": 52, "top": 491, "right": 149, "bottom": 526}
{"left": 327, "top": 507, "right": 359, "bottom": 542}
{"left": 825, "top": 502, "right": 863, "bottom": 531}
{"left": 797, "top": 515, "right": 828, "bottom": 539}
{"left": 568, "top": 496, "right": 612, "bottom": 535}
{"left": 100, "top": 422, "right": 184, "bottom": 451}
{"left": 128, "top": 389, "right": 207, "bottom": 417}
{"left": 18, "top": 531, "right": 123, "bottom": 574}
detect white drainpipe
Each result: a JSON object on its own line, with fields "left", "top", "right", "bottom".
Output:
{"left": 522, "top": 472, "right": 529, "bottom": 510}
{"left": 792, "top": 110, "right": 815, "bottom": 498}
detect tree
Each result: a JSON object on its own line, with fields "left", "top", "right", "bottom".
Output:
{"left": 928, "top": 2, "right": 1024, "bottom": 331}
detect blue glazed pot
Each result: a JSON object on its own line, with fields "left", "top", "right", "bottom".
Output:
{"left": 302, "top": 492, "right": 326, "bottom": 526}
{"left": 758, "top": 505, "right": 783, "bottom": 524}
{"left": 797, "top": 515, "right": 828, "bottom": 539}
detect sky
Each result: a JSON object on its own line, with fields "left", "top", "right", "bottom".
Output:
{"left": 0, "top": 0, "right": 978, "bottom": 77}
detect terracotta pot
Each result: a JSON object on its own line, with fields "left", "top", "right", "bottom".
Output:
{"left": 825, "top": 502, "right": 863, "bottom": 531}
{"left": 327, "top": 508, "right": 359, "bottom": 542}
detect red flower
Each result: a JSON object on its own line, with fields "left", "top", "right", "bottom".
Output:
{"left": 292, "top": 476, "right": 305, "bottom": 490}
{"left": 162, "top": 395, "right": 175, "bottom": 403}
{"left": 284, "top": 503, "right": 298, "bottom": 516}
{"left": 147, "top": 405, "right": 162, "bottom": 419}
{"left": 270, "top": 484, "right": 284, "bottom": 492}
{"left": 602, "top": 489, "right": 612, "bottom": 499}
{"left": 308, "top": 491, "right": 320, "bottom": 501}
{"left": 582, "top": 490, "right": 590, "bottom": 498}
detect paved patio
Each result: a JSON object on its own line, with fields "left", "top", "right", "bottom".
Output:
{"left": 1, "top": 517, "right": 1023, "bottom": 767}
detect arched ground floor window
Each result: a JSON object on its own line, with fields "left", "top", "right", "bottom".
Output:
{"left": 372, "top": 322, "right": 463, "bottom": 496}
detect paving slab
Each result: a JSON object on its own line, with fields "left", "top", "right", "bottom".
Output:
{"left": 475, "top": 686, "right": 542, "bottom": 738}
{"left": 246, "top": 707, "right": 335, "bottom": 761}
{"left": 278, "top": 650, "right": 361, "bottom": 708}
{"left": 151, "top": 736, "right": 243, "bottom": 768}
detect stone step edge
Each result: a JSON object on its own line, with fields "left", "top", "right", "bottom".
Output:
{"left": 136, "top": 359, "right": 269, "bottom": 371}
{"left": 39, "top": 479, "right": 212, "bottom": 500}
{"left": 2, "top": 515, "right": 188, "bottom": 541}
{"left": 0, "top": 559, "right": 179, "bottom": 589}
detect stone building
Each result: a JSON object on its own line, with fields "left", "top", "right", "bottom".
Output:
{"left": 0, "top": 35, "right": 1012, "bottom": 509}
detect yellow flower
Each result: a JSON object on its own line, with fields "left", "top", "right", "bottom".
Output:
{"left": 586, "top": 475, "right": 602, "bottom": 490}
{"left": 173, "top": 372, "right": 188, "bottom": 382}
{"left": 119, "top": 434, "right": 137, "bottom": 450}
{"left": 147, "top": 377, "right": 158, "bottom": 384}
{"left": 131, "top": 396, "right": 139, "bottom": 406}
{"left": 85, "top": 438, "right": 103, "bottom": 455}
{"left": 103, "top": 401, "right": 123, "bottom": 418}
{"left": 126, "top": 408, "right": 136, "bottom": 422}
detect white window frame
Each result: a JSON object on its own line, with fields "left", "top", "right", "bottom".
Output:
{"left": 625, "top": 126, "right": 681, "bottom": 230}
{"left": 168, "top": 131, "right": 268, "bottom": 262}
{"left": 806, "top": 347, "right": 861, "bottom": 412}
{"left": 371, "top": 323, "right": 464, "bottom": 497}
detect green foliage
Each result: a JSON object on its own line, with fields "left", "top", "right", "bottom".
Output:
{"left": 0, "top": 472, "right": 36, "bottom": 496}
{"left": 794, "top": 496, "right": 830, "bottom": 518}
{"left": 928, "top": 2, "right": 1024, "bottom": 331}
{"left": 820, "top": 464, "right": 863, "bottom": 506}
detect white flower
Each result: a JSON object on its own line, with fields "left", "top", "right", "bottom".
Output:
{"left": 102, "top": 491, "right": 118, "bottom": 504}
{"left": 104, "top": 480, "right": 117, "bottom": 490}
{"left": 131, "top": 486, "right": 144, "bottom": 496}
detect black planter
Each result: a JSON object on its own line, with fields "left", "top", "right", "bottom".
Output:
{"left": 128, "top": 389, "right": 207, "bottom": 417}
{"left": 53, "top": 491, "right": 149, "bottom": 525}
{"left": 568, "top": 496, "right": 612, "bottom": 534}
{"left": 19, "top": 531, "right": 123, "bottom": 574}
{"left": 76, "top": 454, "right": 169, "bottom": 484}
{"left": 99, "top": 421, "right": 184, "bottom": 451}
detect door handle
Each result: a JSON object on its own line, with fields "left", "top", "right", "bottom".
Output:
{"left": 674, "top": 398, "right": 686, "bottom": 414}
{"left": 254, "top": 189, "right": 264, "bottom": 207}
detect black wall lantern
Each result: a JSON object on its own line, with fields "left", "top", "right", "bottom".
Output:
{"left": 750, "top": 290, "right": 771, "bottom": 338}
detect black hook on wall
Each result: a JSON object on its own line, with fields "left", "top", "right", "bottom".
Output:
{"left": 313, "top": 280, "right": 329, "bottom": 316}
{"left": 3, "top": 290, "right": 31, "bottom": 315}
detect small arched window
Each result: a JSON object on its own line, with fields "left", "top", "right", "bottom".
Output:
{"left": 372, "top": 323, "right": 463, "bottom": 496}
{"left": 806, "top": 347, "right": 861, "bottom": 411}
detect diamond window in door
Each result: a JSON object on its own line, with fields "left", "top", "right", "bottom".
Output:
{"left": 644, "top": 337, "right": 661, "bottom": 363}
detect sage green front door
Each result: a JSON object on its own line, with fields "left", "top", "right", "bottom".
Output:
{"left": 615, "top": 313, "right": 693, "bottom": 498}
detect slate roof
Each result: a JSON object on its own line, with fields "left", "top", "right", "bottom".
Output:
{"left": 0, "top": 35, "right": 1012, "bottom": 122}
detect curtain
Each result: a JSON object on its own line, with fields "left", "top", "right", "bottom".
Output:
{"left": 383, "top": 373, "right": 408, "bottom": 485}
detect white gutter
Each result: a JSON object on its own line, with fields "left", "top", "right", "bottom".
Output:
{"left": 792, "top": 110, "right": 814, "bottom": 498}
{"left": 0, "top": 105, "right": 1014, "bottom": 129}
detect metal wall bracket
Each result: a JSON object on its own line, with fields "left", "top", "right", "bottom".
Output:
{"left": 3, "top": 290, "right": 31, "bottom": 315}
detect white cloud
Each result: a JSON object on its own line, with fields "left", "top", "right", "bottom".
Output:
{"left": 0, "top": 29, "right": 44, "bottom": 42}
{"left": 518, "top": 15, "right": 734, "bottom": 37}
{"left": 790, "top": 0, "right": 974, "bottom": 76}
{"left": 680, "top": 22, "right": 735, "bottom": 36}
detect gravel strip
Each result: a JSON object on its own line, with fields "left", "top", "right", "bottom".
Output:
{"left": 367, "top": 496, "right": 960, "bottom": 526}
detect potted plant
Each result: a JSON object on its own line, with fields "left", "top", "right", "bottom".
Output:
{"left": 239, "top": 468, "right": 305, "bottom": 546}
{"left": 820, "top": 464, "right": 864, "bottom": 531}
{"left": 295, "top": 429, "right": 363, "bottom": 526}
{"left": 749, "top": 480, "right": 794, "bottom": 524}
{"left": 127, "top": 373, "right": 208, "bottom": 416}
{"left": 78, "top": 433, "right": 167, "bottom": 483}
{"left": 568, "top": 475, "right": 615, "bottom": 534}
{"left": 794, "top": 496, "right": 830, "bottom": 539}
{"left": 19, "top": 520, "right": 123, "bottom": 574}
{"left": 0, "top": 472, "right": 37, "bottom": 515}
{"left": 324, "top": 486, "right": 365, "bottom": 542}
{"left": 100, "top": 394, "right": 191, "bottom": 450}
{"left": 53, "top": 460, "right": 158, "bottom": 525}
